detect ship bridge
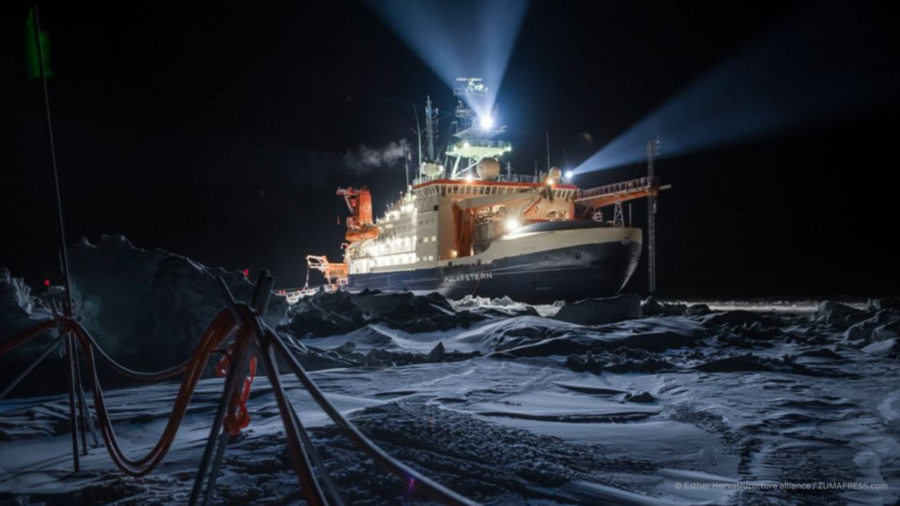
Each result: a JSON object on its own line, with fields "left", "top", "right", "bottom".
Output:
{"left": 446, "top": 139, "right": 511, "bottom": 159}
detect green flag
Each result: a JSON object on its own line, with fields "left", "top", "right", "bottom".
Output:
{"left": 25, "top": 6, "right": 54, "bottom": 79}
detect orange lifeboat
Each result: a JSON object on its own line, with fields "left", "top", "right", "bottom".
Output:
{"left": 338, "top": 187, "right": 378, "bottom": 242}
{"left": 345, "top": 225, "right": 379, "bottom": 242}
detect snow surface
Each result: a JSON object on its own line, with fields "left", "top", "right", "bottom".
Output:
{"left": 2, "top": 295, "right": 900, "bottom": 505}
{"left": 0, "top": 269, "right": 34, "bottom": 337}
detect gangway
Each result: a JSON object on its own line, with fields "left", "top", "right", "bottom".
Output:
{"left": 575, "top": 176, "right": 671, "bottom": 214}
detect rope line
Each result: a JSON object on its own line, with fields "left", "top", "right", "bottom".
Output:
{"left": 0, "top": 289, "right": 482, "bottom": 506}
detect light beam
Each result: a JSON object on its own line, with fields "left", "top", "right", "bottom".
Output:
{"left": 573, "top": 1, "right": 898, "bottom": 175}
{"left": 367, "top": 0, "right": 530, "bottom": 113}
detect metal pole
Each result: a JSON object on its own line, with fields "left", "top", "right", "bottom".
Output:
{"left": 187, "top": 332, "right": 250, "bottom": 506}
{"left": 545, "top": 132, "right": 551, "bottom": 172}
{"left": 31, "top": 5, "right": 73, "bottom": 319}
{"left": 65, "top": 332, "right": 81, "bottom": 472}
{"left": 646, "top": 139, "right": 658, "bottom": 293}
{"left": 425, "top": 97, "right": 435, "bottom": 161}
{"left": 72, "top": 342, "right": 100, "bottom": 451}
{"left": 255, "top": 331, "right": 329, "bottom": 506}
{"left": 268, "top": 331, "right": 479, "bottom": 506}
{"left": 80, "top": 376, "right": 101, "bottom": 448}
{"left": 32, "top": 8, "right": 81, "bottom": 468}
{"left": 292, "top": 405, "right": 347, "bottom": 506}
{"left": 195, "top": 272, "right": 280, "bottom": 506}
{"left": 413, "top": 104, "right": 422, "bottom": 172}
{"left": 72, "top": 342, "right": 89, "bottom": 455}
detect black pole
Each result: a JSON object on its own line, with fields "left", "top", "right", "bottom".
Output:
{"left": 31, "top": 5, "right": 74, "bottom": 318}
{"left": 187, "top": 333, "right": 249, "bottom": 506}
{"left": 199, "top": 272, "right": 273, "bottom": 506}
{"left": 32, "top": 5, "right": 79, "bottom": 471}
{"left": 64, "top": 332, "right": 81, "bottom": 472}
{"left": 72, "top": 342, "right": 89, "bottom": 455}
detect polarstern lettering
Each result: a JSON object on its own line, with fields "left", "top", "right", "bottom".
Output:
{"left": 444, "top": 271, "right": 493, "bottom": 283}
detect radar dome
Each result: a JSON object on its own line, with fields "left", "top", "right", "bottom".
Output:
{"left": 421, "top": 162, "right": 444, "bottom": 178}
{"left": 548, "top": 167, "right": 563, "bottom": 182}
{"left": 476, "top": 157, "right": 501, "bottom": 180}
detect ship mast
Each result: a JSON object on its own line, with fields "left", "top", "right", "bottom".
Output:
{"left": 446, "top": 78, "right": 511, "bottom": 179}
{"left": 425, "top": 96, "right": 438, "bottom": 161}
{"left": 412, "top": 104, "right": 423, "bottom": 169}
{"left": 646, "top": 138, "right": 660, "bottom": 293}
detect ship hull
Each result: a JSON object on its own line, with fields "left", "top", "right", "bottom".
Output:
{"left": 347, "top": 236, "right": 642, "bottom": 303}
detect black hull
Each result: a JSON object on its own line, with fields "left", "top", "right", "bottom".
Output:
{"left": 347, "top": 240, "right": 641, "bottom": 303}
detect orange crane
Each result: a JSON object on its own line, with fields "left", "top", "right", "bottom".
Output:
{"left": 336, "top": 187, "right": 379, "bottom": 242}
{"left": 305, "top": 255, "right": 348, "bottom": 286}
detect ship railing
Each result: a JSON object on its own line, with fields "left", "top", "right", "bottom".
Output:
{"left": 276, "top": 283, "right": 339, "bottom": 304}
{"left": 412, "top": 174, "right": 445, "bottom": 186}
{"left": 413, "top": 173, "right": 542, "bottom": 186}
{"left": 497, "top": 174, "right": 541, "bottom": 184}
{"left": 577, "top": 176, "right": 658, "bottom": 200}
{"left": 447, "top": 139, "right": 512, "bottom": 153}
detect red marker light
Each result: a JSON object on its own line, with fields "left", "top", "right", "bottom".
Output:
{"left": 243, "top": 269, "right": 249, "bottom": 277}
{"left": 44, "top": 279, "right": 51, "bottom": 287}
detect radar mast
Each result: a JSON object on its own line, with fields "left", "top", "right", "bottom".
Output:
{"left": 446, "top": 78, "right": 512, "bottom": 179}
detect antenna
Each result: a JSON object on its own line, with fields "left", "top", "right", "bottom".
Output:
{"left": 444, "top": 78, "right": 511, "bottom": 180}
{"left": 30, "top": 5, "right": 85, "bottom": 474}
{"left": 425, "top": 96, "right": 437, "bottom": 161}
{"left": 30, "top": 6, "right": 72, "bottom": 318}
{"left": 546, "top": 132, "right": 551, "bottom": 171}
{"left": 646, "top": 137, "right": 660, "bottom": 293}
{"left": 412, "top": 104, "right": 422, "bottom": 173}
{"left": 404, "top": 144, "right": 410, "bottom": 187}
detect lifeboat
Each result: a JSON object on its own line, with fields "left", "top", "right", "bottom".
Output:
{"left": 345, "top": 225, "right": 379, "bottom": 242}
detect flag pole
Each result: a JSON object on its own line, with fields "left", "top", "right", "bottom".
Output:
{"left": 31, "top": 4, "right": 82, "bottom": 473}
{"left": 31, "top": 5, "right": 73, "bottom": 318}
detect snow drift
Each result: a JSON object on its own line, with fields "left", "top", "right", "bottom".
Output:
{"left": 0, "top": 268, "right": 34, "bottom": 337}
{"left": 2, "top": 295, "right": 898, "bottom": 505}
{"left": 67, "top": 235, "right": 288, "bottom": 370}
{"left": 3, "top": 237, "right": 899, "bottom": 505}
{"left": 284, "top": 289, "right": 537, "bottom": 338}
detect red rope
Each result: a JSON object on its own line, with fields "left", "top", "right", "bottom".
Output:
{"left": 214, "top": 342, "right": 257, "bottom": 435}
{"left": 0, "top": 303, "right": 480, "bottom": 506}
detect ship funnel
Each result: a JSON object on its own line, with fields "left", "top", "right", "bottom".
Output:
{"left": 477, "top": 157, "right": 501, "bottom": 180}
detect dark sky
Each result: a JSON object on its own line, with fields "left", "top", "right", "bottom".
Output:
{"left": 1, "top": 0, "right": 897, "bottom": 298}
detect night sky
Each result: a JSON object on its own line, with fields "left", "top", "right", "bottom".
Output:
{"left": 1, "top": 0, "right": 897, "bottom": 298}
